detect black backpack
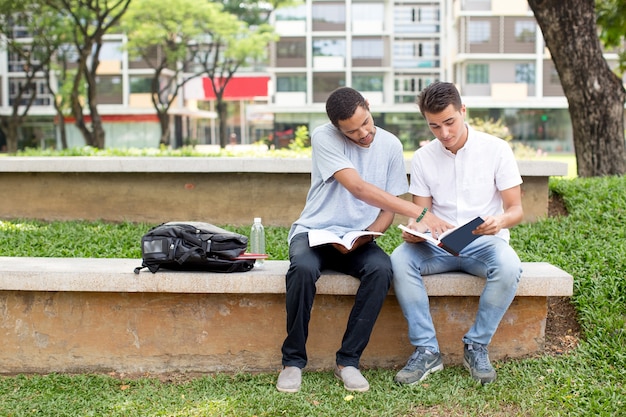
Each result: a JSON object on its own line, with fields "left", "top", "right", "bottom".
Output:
{"left": 134, "top": 221, "right": 255, "bottom": 274}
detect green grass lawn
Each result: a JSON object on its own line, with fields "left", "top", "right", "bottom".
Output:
{"left": 0, "top": 176, "right": 625, "bottom": 416}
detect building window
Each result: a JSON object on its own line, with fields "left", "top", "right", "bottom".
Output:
{"left": 313, "top": 73, "right": 345, "bottom": 102}
{"left": 313, "top": 38, "right": 346, "bottom": 57}
{"left": 352, "top": 38, "right": 384, "bottom": 59}
{"left": 466, "top": 64, "right": 489, "bottom": 84}
{"left": 8, "top": 50, "right": 27, "bottom": 73}
{"left": 394, "top": 75, "right": 437, "bottom": 103}
{"left": 394, "top": 5, "right": 440, "bottom": 33}
{"left": 352, "top": 2, "right": 384, "bottom": 31}
{"left": 130, "top": 76, "right": 152, "bottom": 93}
{"left": 393, "top": 40, "right": 440, "bottom": 68}
{"left": 276, "top": 75, "right": 306, "bottom": 92}
{"left": 99, "top": 41, "right": 123, "bottom": 60}
{"left": 515, "top": 21, "right": 536, "bottom": 43}
{"left": 462, "top": 0, "right": 491, "bottom": 11}
{"left": 468, "top": 20, "right": 490, "bottom": 43}
{"left": 416, "top": 6, "right": 440, "bottom": 22}
{"left": 353, "top": 74, "right": 383, "bottom": 92}
{"left": 95, "top": 75, "right": 123, "bottom": 104}
{"left": 277, "top": 39, "right": 306, "bottom": 59}
{"left": 549, "top": 67, "right": 560, "bottom": 84}
{"left": 275, "top": 4, "right": 306, "bottom": 21}
{"left": 516, "top": 63, "right": 535, "bottom": 84}
{"left": 312, "top": 2, "right": 346, "bottom": 31}
{"left": 9, "top": 79, "right": 50, "bottom": 106}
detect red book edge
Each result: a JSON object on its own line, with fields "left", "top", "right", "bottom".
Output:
{"left": 233, "top": 253, "right": 269, "bottom": 260}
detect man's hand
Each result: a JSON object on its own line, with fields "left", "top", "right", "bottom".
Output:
{"left": 417, "top": 210, "right": 454, "bottom": 236}
{"left": 473, "top": 215, "right": 502, "bottom": 236}
{"left": 400, "top": 226, "right": 426, "bottom": 243}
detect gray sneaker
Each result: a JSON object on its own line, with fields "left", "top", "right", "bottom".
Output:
{"left": 463, "top": 343, "right": 497, "bottom": 384}
{"left": 334, "top": 365, "right": 370, "bottom": 392}
{"left": 276, "top": 366, "right": 302, "bottom": 393}
{"left": 394, "top": 347, "right": 444, "bottom": 385}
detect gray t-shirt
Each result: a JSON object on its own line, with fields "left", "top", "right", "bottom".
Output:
{"left": 288, "top": 123, "right": 408, "bottom": 242}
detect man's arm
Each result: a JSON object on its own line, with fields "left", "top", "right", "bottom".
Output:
{"left": 334, "top": 209, "right": 395, "bottom": 254}
{"left": 333, "top": 167, "right": 452, "bottom": 235}
{"left": 400, "top": 195, "right": 432, "bottom": 243}
{"left": 366, "top": 209, "right": 395, "bottom": 234}
{"left": 474, "top": 185, "right": 524, "bottom": 235}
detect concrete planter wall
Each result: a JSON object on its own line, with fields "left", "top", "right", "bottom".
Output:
{"left": 0, "top": 157, "right": 568, "bottom": 226}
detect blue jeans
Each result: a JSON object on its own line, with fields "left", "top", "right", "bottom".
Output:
{"left": 281, "top": 232, "right": 392, "bottom": 369}
{"left": 390, "top": 235, "right": 521, "bottom": 352}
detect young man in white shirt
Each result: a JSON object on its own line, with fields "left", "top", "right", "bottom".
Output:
{"left": 391, "top": 81, "right": 524, "bottom": 385}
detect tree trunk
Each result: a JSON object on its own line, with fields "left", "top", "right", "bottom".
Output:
{"left": 70, "top": 54, "right": 96, "bottom": 148}
{"left": 157, "top": 111, "right": 170, "bottom": 146}
{"left": 91, "top": 111, "right": 106, "bottom": 149}
{"left": 57, "top": 113, "right": 68, "bottom": 150}
{"left": 3, "top": 118, "right": 20, "bottom": 153}
{"left": 217, "top": 98, "right": 228, "bottom": 148}
{"left": 528, "top": 0, "right": 626, "bottom": 177}
{"left": 71, "top": 97, "right": 95, "bottom": 147}
{"left": 86, "top": 63, "right": 106, "bottom": 149}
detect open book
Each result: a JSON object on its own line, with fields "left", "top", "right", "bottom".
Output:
{"left": 398, "top": 216, "right": 485, "bottom": 256}
{"left": 308, "top": 229, "right": 383, "bottom": 250}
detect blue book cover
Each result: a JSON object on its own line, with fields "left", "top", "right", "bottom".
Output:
{"left": 398, "top": 216, "right": 485, "bottom": 256}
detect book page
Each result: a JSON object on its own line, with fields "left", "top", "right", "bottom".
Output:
{"left": 397, "top": 224, "right": 441, "bottom": 245}
{"left": 341, "top": 230, "right": 383, "bottom": 248}
{"left": 308, "top": 229, "right": 383, "bottom": 249}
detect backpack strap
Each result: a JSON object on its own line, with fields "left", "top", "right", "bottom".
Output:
{"left": 176, "top": 246, "right": 205, "bottom": 264}
{"left": 134, "top": 262, "right": 160, "bottom": 274}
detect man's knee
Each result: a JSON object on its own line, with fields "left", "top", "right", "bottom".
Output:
{"left": 362, "top": 256, "right": 393, "bottom": 288}
{"left": 286, "top": 260, "right": 319, "bottom": 292}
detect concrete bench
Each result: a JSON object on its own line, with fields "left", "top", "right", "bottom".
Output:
{"left": 0, "top": 257, "right": 573, "bottom": 374}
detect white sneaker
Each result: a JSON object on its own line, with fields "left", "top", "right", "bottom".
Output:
{"left": 276, "top": 366, "right": 302, "bottom": 393}
{"left": 334, "top": 365, "right": 369, "bottom": 392}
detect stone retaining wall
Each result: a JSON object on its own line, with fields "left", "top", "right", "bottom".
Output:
{"left": 0, "top": 157, "right": 568, "bottom": 226}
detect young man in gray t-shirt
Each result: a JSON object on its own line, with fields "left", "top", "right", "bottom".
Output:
{"left": 276, "top": 87, "right": 450, "bottom": 393}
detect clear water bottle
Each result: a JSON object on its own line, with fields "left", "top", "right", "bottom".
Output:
{"left": 250, "top": 217, "right": 265, "bottom": 268}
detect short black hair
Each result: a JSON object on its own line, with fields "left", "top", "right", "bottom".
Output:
{"left": 325, "top": 87, "right": 369, "bottom": 127}
{"left": 417, "top": 82, "right": 462, "bottom": 114}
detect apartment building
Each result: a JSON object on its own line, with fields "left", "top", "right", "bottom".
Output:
{"left": 452, "top": 0, "right": 572, "bottom": 152}
{"left": 1, "top": 0, "right": 621, "bottom": 152}
{"left": 246, "top": 0, "right": 585, "bottom": 152}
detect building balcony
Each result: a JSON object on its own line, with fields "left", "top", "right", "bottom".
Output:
{"left": 274, "top": 92, "right": 307, "bottom": 106}
{"left": 313, "top": 56, "right": 345, "bottom": 70}
{"left": 274, "top": 20, "right": 307, "bottom": 36}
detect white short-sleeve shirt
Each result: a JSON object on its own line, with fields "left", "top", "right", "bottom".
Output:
{"left": 409, "top": 124, "right": 522, "bottom": 242}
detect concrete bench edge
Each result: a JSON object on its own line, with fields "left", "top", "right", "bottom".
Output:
{"left": 0, "top": 257, "right": 573, "bottom": 297}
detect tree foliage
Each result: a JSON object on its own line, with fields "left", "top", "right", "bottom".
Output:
{"left": 0, "top": 0, "right": 63, "bottom": 152}
{"left": 43, "top": 0, "right": 132, "bottom": 149}
{"left": 120, "top": 0, "right": 225, "bottom": 145}
{"left": 221, "top": 0, "right": 299, "bottom": 26}
{"left": 197, "top": 12, "right": 278, "bottom": 148}
{"left": 596, "top": 0, "right": 626, "bottom": 74}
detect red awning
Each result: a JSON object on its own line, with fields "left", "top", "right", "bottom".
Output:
{"left": 202, "top": 76, "right": 269, "bottom": 100}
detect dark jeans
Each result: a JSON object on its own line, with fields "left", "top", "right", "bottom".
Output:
{"left": 281, "top": 232, "right": 393, "bottom": 369}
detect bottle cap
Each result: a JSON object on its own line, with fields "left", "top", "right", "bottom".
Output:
{"left": 254, "top": 217, "right": 262, "bottom": 223}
